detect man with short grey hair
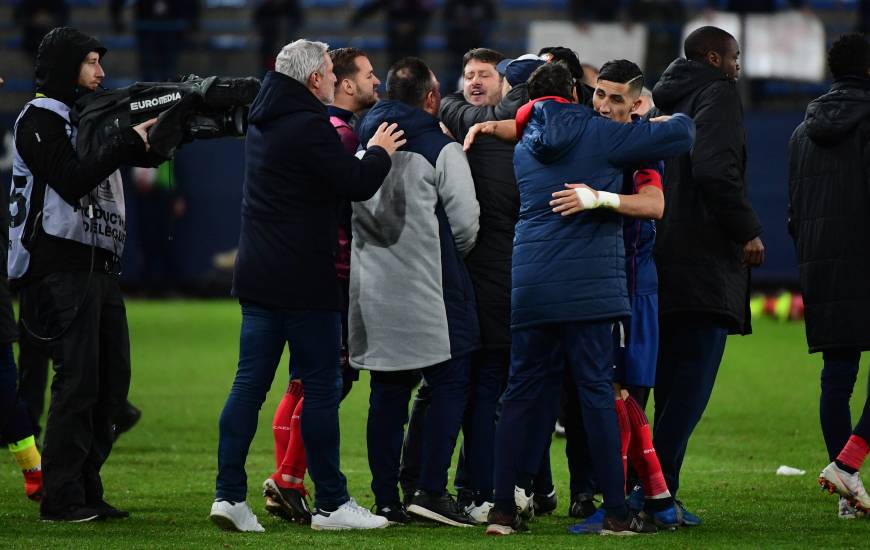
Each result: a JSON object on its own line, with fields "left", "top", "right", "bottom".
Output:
{"left": 210, "top": 39, "right": 406, "bottom": 533}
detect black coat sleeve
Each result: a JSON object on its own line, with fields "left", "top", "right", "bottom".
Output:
{"left": 15, "top": 107, "right": 146, "bottom": 205}
{"left": 300, "top": 115, "right": 392, "bottom": 201}
{"left": 690, "top": 82, "right": 763, "bottom": 244}
{"left": 439, "top": 84, "right": 529, "bottom": 141}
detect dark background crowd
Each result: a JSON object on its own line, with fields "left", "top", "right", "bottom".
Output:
{"left": 0, "top": 0, "right": 865, "bottom": 295}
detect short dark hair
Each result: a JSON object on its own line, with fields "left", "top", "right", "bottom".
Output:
{"left": 684, "top": 26, "right": 736, "bottom": 62}
{"left": 462, "top": 47, "right": 504, "bottom": 70}
{"left": 387, "top": 57, "right": 434, "bottom": 108}
{"left": 330, "top": 47, "right": 368, "bottom": 83}
{"left": 598, "top": 59, "right": 644, "bottom": 96}
{"left": 538, "top": 46, "right": 584, "bottom": 84}
{"left": 527, "top": 62, "right": 574, "bottom": 102}
{"left": 828, "top": 33, "right": 870, "bottom": 80}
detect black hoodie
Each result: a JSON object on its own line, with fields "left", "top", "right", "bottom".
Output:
{"left": 788, "top": 78, "right": 870, "bottom": 352}
{"left": 13, "top": 27, "right": 145, "bottom": 285}
{"left": 651, "top": 58, "right": 762, "bottom": 335}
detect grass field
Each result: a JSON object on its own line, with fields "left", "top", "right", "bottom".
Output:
{"left": 0, "top": 300, "right": 868, "bottom": 549}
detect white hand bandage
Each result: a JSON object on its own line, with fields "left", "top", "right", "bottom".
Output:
{"left": 572, "top": 188, "right": 621, "bottom": 210}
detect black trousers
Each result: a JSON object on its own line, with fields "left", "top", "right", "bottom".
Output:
{"left": 16, "top": 303, "right": 52, "bottom": 439}
{"left": 653, "top": 314, "right": 728, "bottom": 497}
{"left": 21, "top": 271, "right": 131, "bottom": 514}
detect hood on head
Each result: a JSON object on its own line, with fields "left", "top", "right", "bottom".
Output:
{"left": 652, "top": 58, "right": 728, "bottom": 112}
{"left": 35, "top": 27, "right": 106, "bottom": 106}
{"left": 521, "top": 100, "right": 588, "bottom": 164}
{"left": 804, "top": 80, "right": 870, "bottom": 145}
{"left": 356, "top": 99, "right": 439, "bottom": 145}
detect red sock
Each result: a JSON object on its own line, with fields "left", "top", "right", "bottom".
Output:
{"left": 625, "top": 395, "right": 670, "bottom": 498}
{"left": 615, "top": 398, "right": 631, "bottom": 488}
{"left": 837, "top": 435, "right": 870, "bottom": 472}
{"left": 276, "top": 396, "right": 307, "bottom": 492}
{"left": 272, "top": 381, "right": 304, "bottom": 470}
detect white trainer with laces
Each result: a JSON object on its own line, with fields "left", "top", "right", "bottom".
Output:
{"left": 514, "top": 486, "right": 534, "bottom": 519}
{"left": 310, "top": 497, "right": 389, "bottom": 530}
{"left": 209, "top": 500, "right": 265, "bottom": 532}
{"left": 464, "top": 501, "right": 494, "bottom": 524}
{"left": 819, "top": 462, "right": 870, "bottom": 513}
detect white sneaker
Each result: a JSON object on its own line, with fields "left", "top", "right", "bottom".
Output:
{"left": 209, "top": 500, "right": 265, "bottom": 532}
{"left": 464, "top": 501, "right": 494, "bottom": 524}
{"left": 819, "top": 462, "right": 870, "bottom": 513}
{"left": 514, "top": 486, "right": 534, "bottom": 519}
{"left": 310, "top": 497, "right": 389, "bottom": 530}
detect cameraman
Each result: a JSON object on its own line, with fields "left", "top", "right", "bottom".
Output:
{"left": 9, "top": 27, "right": 155, "bottom": 522}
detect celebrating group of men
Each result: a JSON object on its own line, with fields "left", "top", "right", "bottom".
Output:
{"left": 208, "top": 24, "right": 791, "bottom": 537}
{"left": 3, "top": 18, "right": 869, "bottom": 537}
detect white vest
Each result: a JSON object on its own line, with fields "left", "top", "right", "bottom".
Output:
{"left": 8, "top": 97, "right": 126, "bottom": 280}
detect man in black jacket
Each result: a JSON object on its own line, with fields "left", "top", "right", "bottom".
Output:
{"left": 9, "top": 27, "right": 156, "bottom": 522}
{"left": 789, "top": 34, "right": 870, "bottom": 518}
{"left": 210, "top": 39, "right": 405, "bottom": 533}
{"left": 650, "top": 25, "right": 764, "bottom": 524}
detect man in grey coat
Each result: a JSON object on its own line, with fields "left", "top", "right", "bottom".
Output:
{"left": 351, "top": 56, "right": 480, "bottom": 528}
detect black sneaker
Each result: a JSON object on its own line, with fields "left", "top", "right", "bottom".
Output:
{"left": 485, "top": 505, "right": 528, "bottom": 535}
{"left": 375, "top": 503, "right": 413, "bottom": 525}
{"left": 401, "top": 483, "right": 416, "bottom": 507}
{"left": 40, "top": 505, "right": 103, "bottom": 523}
{"left": 262, "top": 478, "right": 311, "bottom": 524}
{"left": 89, "top": 499, "right": 129, "bottom": 519}
{"left": 601, "top": 512, "right": 658, "bottom": 535}
{"left": 456, "top": 487, "right": 474, "bottom": 510}
{"left": 112, "top": 403, "right": 142, "bottom": 442}
{"left": 532, "top": 489, "right": 557, "bottom": 515}
{"left": 569, "top": 493, "right": 598, "bottom": 519}
{"left": 407, "top": 490, "right": 475, "bottom": 527}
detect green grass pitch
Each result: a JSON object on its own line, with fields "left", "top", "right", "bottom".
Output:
{"left": 1, "top": 300, "right": 868, "bottom": 548}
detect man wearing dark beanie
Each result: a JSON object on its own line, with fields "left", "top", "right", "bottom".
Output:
{"left": 9, "top": 27, "right": 155, "bottom": 522}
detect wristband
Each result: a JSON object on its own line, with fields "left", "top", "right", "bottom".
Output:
{"left": 597, "top": 191, "right": 621, "bottom": 210}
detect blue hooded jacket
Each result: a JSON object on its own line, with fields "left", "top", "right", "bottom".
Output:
{"left": 511, "top": 100, "right": 695, "bottom": 328}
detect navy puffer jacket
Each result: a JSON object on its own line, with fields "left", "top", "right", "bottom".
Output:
{"left": 511, "top": 100, "right": 695, "bottom": 329}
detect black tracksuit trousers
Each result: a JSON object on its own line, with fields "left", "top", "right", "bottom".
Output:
{"left": 20, "top": 271, "right": 131, "bottom": 515}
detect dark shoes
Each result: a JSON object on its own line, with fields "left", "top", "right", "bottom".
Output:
{"left": 485, "top": 505, "right": 528, "bottom": 536}
{"left": 375, "top": 503, "right": 413, "bottom": 525}
{"left": 40, "top": 505, "right": 103, "bottom": 523}
{"left": 569, "top": 492, "right": 598, "bottom": 519}
{"left": 91, "top": 499, "right": 130, "bottom": 519}
{"left": 407, "top": 490, "right": 475, "bottom": 527}
{"left": 112, "top": 402, "right": 142, "bottom": 442}
{"left": 601, "top": 512, "right": 658, "bottom": 535}
{"left": 262, "top": 478, "right": 312, "bottom": 524}
{"left": 532, "top": 489, "right": 557, "bottom": 516}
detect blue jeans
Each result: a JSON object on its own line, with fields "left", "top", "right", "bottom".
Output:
{"left": 367, "top": 356, "right": 470, "bottom": 506}
{"left": 494, "top": 321, "right": 625, "bottom": 518}
{"left": 216, "top": 303, "right": 348, "bottom": 511}
{"left": 653, "top": 314, "right": 728, "bottom": 497}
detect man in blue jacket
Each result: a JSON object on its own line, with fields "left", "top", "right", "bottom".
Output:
{"left": 467, "top": 62, "right": 694, "bottom": 536}
{"left": 210, "top": 39, "right": 405, "bottom": 533}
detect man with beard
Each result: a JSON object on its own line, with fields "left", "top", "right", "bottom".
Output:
{"left": 650, "top": 25, "right": 764, "bottom": 525}
{"left": 790, "top": 33, "right": 870, "bottom": 518}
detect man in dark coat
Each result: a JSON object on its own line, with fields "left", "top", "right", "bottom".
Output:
{"left": 650, "top": 25, "right": 764, "bottom": 524}
{"left": 790, "top": 33, "right": 870, "bottom": 517}
{"left": 211, "top": 39, "right": 405, "bottom": 533}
